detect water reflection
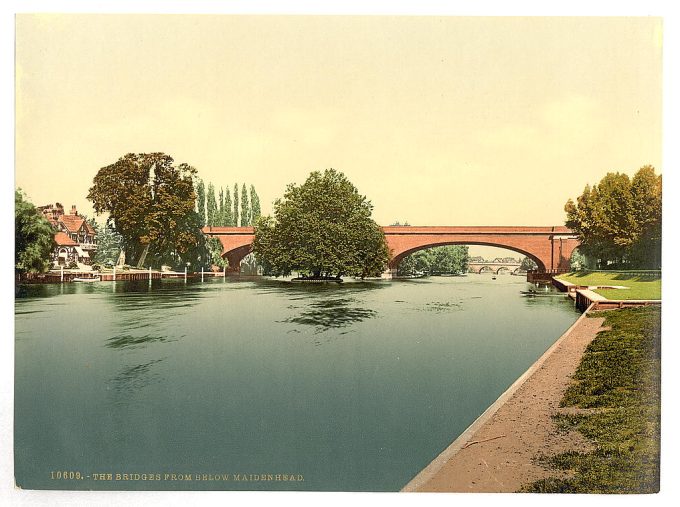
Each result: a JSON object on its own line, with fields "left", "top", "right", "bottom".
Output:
{"left": 106, "top": 359, "right": 164, "bottom": 397}
{"left": 285, "top": 298, "right": 377, "bottom": 334}
{"left": 423, "top": 301, "right": 463, "bottom": 313}
{"left": 106, "top": 333, "right": 177, "bottom": 350}
{"left": 108, "top": 280, "right": 204, "bottom": 310}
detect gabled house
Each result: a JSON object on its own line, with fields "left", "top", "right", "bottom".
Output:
{"left": 39, "top": 203, "right": 97, "bottom": 266}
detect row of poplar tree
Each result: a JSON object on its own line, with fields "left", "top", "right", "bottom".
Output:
{"left": 196, "top": 180, "right": 261, "bottom": 227}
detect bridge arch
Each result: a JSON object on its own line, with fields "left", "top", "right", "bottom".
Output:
{"left": 390, "top": 241, "right": 546, "bottom": 273}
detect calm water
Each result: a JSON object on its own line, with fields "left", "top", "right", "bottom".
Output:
{"left": 15, "top": 274, "right": 578, "bottom": 491}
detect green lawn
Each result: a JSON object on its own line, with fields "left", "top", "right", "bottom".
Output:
{"left": 520, "top": 306, "right": 661, "bottom": 493}
{"left": 556, "top": 271, "right": 661, "bottom": 300}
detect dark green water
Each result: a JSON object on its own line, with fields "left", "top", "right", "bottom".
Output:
{"left": 14, "top": 275, "right": 578, "bottom": 491}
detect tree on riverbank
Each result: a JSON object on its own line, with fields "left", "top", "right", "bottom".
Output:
{"left": 253, "top": 169, "right": 389, "bottom": 278}
{"left": 15, "top": 190, "right": 55, "bottom": 274}
{"left": 564, "top": 165, "right": 661, "bottom": 269}
{"left": 88, "top": 153, "right": 205, "bottom": 269}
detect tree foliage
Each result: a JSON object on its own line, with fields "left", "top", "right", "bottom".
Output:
{"left": 15, "top": 190, "right": 55, "bottom": 274}
{"left": 206, "top": 183, "right": 218, "bottom": 227}
{"left": 397, "top": 246, "right": 469, "bottom": 276}
{"left": 217, "top": 187, "right": 225, "bottom": 226}
{"left": 87, "top": 152, "right": 205, "bottom": 269}
{"left": 233, "top": 184, "right": 239, "bottom": 227}
{"left": 206, "top": 236, "right": 227, "bottom": 269}
{"left": 92, "top": 222, "right": 124, "bottom": 265}
{"left": 224, "top": 187, "right": 234, "bottom": 226}
{"left": 253, "top": 169, "right": 389, "bottom": 278}
{"left": 568, "top": 249, "right": 588, "bottom": 271}
{"left": 565, "top": 166, "right": 661, "bottom": 269}
{"left": 520, "top": 256, "right": 538, "bottom": 271}
{"left": 196, "top": 179, "right": 206, "bottom": 227}
{"left": 241, "top": 183, "right": 250, "bottom": 226}
{"left": 250, "top": 184, "right": 261, "bottom": 225}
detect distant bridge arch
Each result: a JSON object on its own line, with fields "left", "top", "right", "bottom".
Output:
{"left": 467, "top": 259, "right": 522, "bottom": 275}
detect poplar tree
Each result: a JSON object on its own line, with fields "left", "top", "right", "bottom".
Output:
{"left": 218, "top": 187, "right": 225, "bottom": 226}
{"left": 250, "top": 184, "right": 261, "bottom": 224}
{"left": 206, "top": 183, "right": 217, "bottom": 226}
{"left": 241, "top": 183, "right": 250, "bottom": 226}
{"left": 233, "top": 184, "right": 239, "bottom": 226}
{"left": 196, "top": 179, "right": 206, "bottom": 227}
{"left": 224, "top": 187, "right": 234, "bottom": 226}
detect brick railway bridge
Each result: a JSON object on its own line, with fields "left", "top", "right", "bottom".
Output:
{"left": 203, "top": 225, "right": 579, "bottom": 276}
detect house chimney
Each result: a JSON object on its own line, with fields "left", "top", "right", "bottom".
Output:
{"left": 70, "top": 205, "right": 77, "bottom": 215}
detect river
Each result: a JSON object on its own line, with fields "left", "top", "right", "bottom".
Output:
{"left": 14, "top": 274, "right": 579, "bottom": 491}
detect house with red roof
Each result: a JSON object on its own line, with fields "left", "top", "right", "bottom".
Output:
{"left": 38, "top": 203, "right": 97, "bottom": 266}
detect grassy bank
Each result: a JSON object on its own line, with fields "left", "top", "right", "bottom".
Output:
{"left": 556, "top": 271, "right": 661, "bottom": 300}
{"left": 521, "top": 306, "right": 661, "bottom": 493}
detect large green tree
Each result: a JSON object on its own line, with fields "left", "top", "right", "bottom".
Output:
{"left": 565, "top": 166, "right": 661, "bottom": 269}
{"left": 15, "top": 190, "right": 55, "bottom": 274}
{"left": 253, "top": 169, "right": 389, "bottom": 278}
{"left": 87, "top": 152, "right": 205, "bottom": 269}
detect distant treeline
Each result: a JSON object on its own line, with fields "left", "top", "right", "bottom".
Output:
{"left": 398, "top": 245, "right": 469, "bottom": 276}
{"left": 196, "top": 180, "right": 261, "bottom": 227}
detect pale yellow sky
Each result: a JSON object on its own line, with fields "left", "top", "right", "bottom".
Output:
{"left": 15, "top": 15, "right": 662, "bottom": 230}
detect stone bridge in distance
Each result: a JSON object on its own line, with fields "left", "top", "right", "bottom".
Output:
{"left": 467, "top": 260, "right": 522, "bottom": 275}
{"left": 203, "top": 225, "right": 579, "bottom": 276}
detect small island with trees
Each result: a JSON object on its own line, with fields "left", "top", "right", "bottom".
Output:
{"left": 253, "top": 168, "right": 389, "bottom": 282}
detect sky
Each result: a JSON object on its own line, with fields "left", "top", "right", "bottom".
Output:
{"left": 15, "top": 15, "right": 662, "bottom": 234}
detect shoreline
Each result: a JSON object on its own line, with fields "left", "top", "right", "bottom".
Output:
{"left": 402, "top": 304, "right": 605, "bottom": 492}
